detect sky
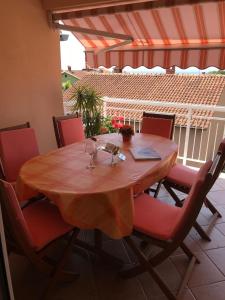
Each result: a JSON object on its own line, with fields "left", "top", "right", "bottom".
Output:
{"left": 60, "top": 31, "right": 220, "bottom": 74}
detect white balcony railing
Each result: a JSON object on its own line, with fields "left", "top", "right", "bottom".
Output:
{"left": 64, "top": 97, "right": 225, "bottom": 166}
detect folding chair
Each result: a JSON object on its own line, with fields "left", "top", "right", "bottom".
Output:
{"left": 0, "top": 180, "right": 80, "bottom": 296}
{"left": 163, "top": 139, "right": 225, "bottom": 241}
{"left": 121, "top": 160, "right": 213, "bottom": 300}
{"left": 141, "top": 112, "right": 175, "bottom": 197}
{"left": 53, "top": 114, "right": 85, "bottom": 148}
{"left": 141, "top": 112, "right": 175, "bottom": 140}
{"left": 0, "top": 122, "right": 31, "bottom": 181}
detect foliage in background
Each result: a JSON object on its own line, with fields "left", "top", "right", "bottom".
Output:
{"left": 70, "top": 85, "right": 103, "bottom": 137}
{"left": 208, "top": 70, "right": 225, "bottom": 75}
{"left": 62, "top": 80, "right": 72, "bottom": 91}
{"left": 101, "top": 116, "right": 117, "bottom": 133}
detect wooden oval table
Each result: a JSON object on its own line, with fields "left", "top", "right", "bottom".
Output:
{"left": 17, "top": 133, "right": 177, "bottom": 239}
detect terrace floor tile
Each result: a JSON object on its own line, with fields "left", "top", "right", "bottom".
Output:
{"left": 191, "top": 281, "right": 225, "bottom": 300}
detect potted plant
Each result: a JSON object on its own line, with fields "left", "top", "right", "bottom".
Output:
{"left": 119, "top": 125, "right": 134, "bottom": 142}
{"left": 69, "top": 85, "right": 103, "bottom": 137}
{"left": 100, "top": 116, "right": 117, "bottom": 134}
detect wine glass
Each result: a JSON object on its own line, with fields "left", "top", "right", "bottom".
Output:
{"left": 85, "top": 140, "right": 96, "bottom": 169}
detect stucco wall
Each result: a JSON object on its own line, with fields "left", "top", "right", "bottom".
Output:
{"left": 0, "top": 0, "right": 63, "bottom": 153}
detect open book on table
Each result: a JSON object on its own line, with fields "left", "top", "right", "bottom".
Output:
{"left": 130, "top": 147, "right": 161, "bottom": 160}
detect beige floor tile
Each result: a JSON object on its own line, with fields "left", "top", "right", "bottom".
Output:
{"left": 206, "top": 247, "right": 225, "bottom": 276}
{"left": 191, "top": 281, "right": 225, "bottom": 300}
{"left": 207, "top": 191, "right": 225, "bottom": 206}
{"left": 216, "top": 222, "right": 225, "bottom": 236}
{"left": 171, "top": 252, "right": 224, "bottom": 288}
{"left": 190, "top": 226, "right": 225, "bottom": 250}
{"left": 150, "top": 289, "right": 196, "bottom": 300}
{"left": 137, "top": 258, "right": 182, "bottom": 298}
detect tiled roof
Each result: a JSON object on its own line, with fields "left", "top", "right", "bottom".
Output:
{"left": 63, "top": 74, "right": 225, "bottom": 128}
{"left": 61, "top": 70, "right": 89, "bottom": 80}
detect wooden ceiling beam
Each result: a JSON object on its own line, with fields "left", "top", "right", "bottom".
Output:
{"left": 42, "top": 0, "right": 153, "bottom": 12}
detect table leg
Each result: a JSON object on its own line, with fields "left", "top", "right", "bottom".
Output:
{"left": 72, "top": 233, "right": 123, "bottom": 267}
{"left": 94, "top": 229, "right": 103, "bottom": 250}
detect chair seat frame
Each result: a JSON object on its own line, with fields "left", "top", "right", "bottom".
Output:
{"left": 121, "top": 163, "right": 214, "bottom": 300}
{"left": 163, "top": 147, "right": 225, "bottom": 241}
{"left": 0, "top": 182, "right": 80, "bottom": 298}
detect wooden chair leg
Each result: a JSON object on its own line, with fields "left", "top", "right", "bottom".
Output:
{"left": 194, "top": 222, "right": 211, "bottom": 241}
{"left": 43, "top": 228, "right": 80, "bottom": 299}
{"left": 122, "top": 237, "right": 201, "bottom": 300}
{"left": 153, "top": 181, "right": 163, "bottom": 198}
{"left": 144, "top": 181, "right": 163, "bottom": 198}
{"left": 122, "top": 237, "right": 176, "bottom": 300}
{"left": 94, "top": 229, "right": 103, "bottom": 250}
{"left": 180, "top": 242, "right": 200, "bottom": 263}
{"left": 204, "top": 197, "right": 222, "bottom": 218}
{"left": 163, "top": 182, "right": 183, "bottom": 207}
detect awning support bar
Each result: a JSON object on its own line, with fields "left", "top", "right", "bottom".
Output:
{"left": 54, "top": 23, "right": 133, "bottom": 41}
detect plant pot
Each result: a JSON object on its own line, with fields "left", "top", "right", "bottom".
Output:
{"left": 122, "top": 135, "right": 132, "bottom": 143}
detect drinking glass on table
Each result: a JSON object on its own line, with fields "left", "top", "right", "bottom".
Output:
{"left": 85, "top": 139, "right": 96, "bottom": 169}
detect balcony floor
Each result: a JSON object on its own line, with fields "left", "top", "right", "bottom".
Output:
{"left": 10, "top": 175, "right": 225, "bottom": 300}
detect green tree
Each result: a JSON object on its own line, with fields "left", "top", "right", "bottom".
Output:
{"left": 62, "top": 80, "right": 72, "bottom": 90}
{"left": 208, "top": 70, "right": 225, "bottom": 75}
{"left": 70, "top": 85, "right": 103, "bottom": 137}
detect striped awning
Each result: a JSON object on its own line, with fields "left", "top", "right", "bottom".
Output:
{"left": 53, "top": 0, "right": 225, "bottom": 69}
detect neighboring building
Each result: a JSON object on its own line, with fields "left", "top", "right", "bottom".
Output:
{"left": 61, "top": 70, "right": 89, "bottom": 85}
{"left": 64, "top": 73, "right": 225, "bottom": 127}
{"left": 63, "top": 73, "right": 225, "bottom": 165}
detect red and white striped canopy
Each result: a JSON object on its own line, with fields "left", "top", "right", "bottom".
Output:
{"left": 53, "top": 0, "right": 225, "bottom": 69}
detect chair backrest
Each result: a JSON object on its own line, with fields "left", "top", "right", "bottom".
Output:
{"left": 0, "top": 123, "right": 30, "bottom": 180}
{"left": 173, "top": 160, "right": 213, "bottom": 242}
{"left": 53, "top": 114, "right": 85, "bottom": 148}
{"left": 141, "top": 112, "right": 175, "bottom": 139}
{"left": 208, "top": 138, "right": 225, "bottom": 192}
{"left": 0, "top": 127, "right": 39, "bottom": 182}
{"left": 0, "top": 180, "right": 35, "bottom": 253}
{"left": 0, "top": 122, "right": 30, "bottom": 132}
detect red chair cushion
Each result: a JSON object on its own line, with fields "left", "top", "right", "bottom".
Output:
{"left": 1, "top": 180, "right": 73, "bottom": 252}
{"left": 134, "top": 193, "right": 182, "bottom": 240}
{"left": 134, "top": 161, "right": 212, "bottom": 241}
{"left": 23, "top": 200, "right": 73, "bottom": 251}
{"left": 0, "top": 128, "right": 39, "bottom": 182}
{"left": 165, "top": 164, "right": 197, "bottom": 189}
{"left": 1, "top": 180, "right": 35, "bottom": 249}
{"left": 58, "top": 117, "right": 85, "bottom": 146}
{"left": 141, "top": 117, "right": 173, "bottom": 139}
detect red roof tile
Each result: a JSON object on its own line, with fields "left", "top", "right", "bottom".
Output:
{"left": 61, "top": 70, "right": 89, "bottom": 80}
{"left": 63, "top": 74, "right": 225, "bottom": 128}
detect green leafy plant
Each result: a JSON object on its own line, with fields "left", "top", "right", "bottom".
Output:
{"left": 101, "top": 116, "right": 117, "bottom": 134}
{"left": 62, "top": 80, "right": 72, "bottom": 91}
{"left": 70, "top": 85, "right": 103, "bottom": 137}
{"left": 208, "top": 70, "right": 225, "bottom": 75}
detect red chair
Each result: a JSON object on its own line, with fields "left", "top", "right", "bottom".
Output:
{"left": 141, "top": 112, "right": 175, "bottom": 139}
{"left": 162, "top": 139, "right": 225, "bottom": 241}
{"left": 121, "top": 160, "right": 213, "bottom": 300}
{"left": 53, "top": 114, "right": 85, "bottom": 148}
{"left": 141, "top": 112, "right": 175, "bottom": 197}
{"left": 0, "top": 179, "right": 80, "bottom": 296}
{"left": 0, "top": 124, "right": 39, "bottom": 183}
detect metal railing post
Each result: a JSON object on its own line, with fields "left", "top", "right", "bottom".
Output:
{"left": 64, "top": 97, "right": 225, "bottom": 166}
{"left": 183, "top": 108, "right": 192, "bottom": 165}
